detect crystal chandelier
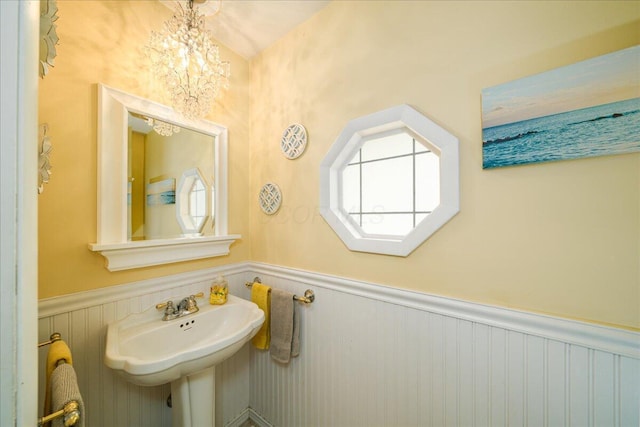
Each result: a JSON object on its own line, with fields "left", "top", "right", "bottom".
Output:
{"left": 145, "top": 0, "right": 230, "bottom": 120}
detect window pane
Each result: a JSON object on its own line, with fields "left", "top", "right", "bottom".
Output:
{"left": 415, "top": 140, "right": 430, "bottom": 153}
{"left": 341, "top": 164, "right": 360, "bottom": 213}
{"left": 189, "top": 178, "right": 206, "bottom": 226}
{"left": 361, "top": 213, "right": 414, "bottom": 236}
{"left": 415, "top": 213, "right": 429, "bottom": 226}
{"left": 347, "top": 150, "right": 360, "bottom": 165}
{"left": 195, "top": 190, "right": 205, "bottom": 217}
{"left": 339, "top": 130, "right": 442, "bottom": 238}
{"left": 361, "top": 132, "right": 413, "bottom": 161}
{"left": 189, "top": 188, "right": 198, "bottom": 214}
{"left": 415, "top": 152, "right": 440, "bottom": 212}
{"left": 362, "top": 156, "right": 413, "bottom": 212}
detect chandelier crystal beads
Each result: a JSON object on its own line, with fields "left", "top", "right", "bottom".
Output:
{"left": 146, "top": 117, "right": 181, "bottom": 137}
{"left": 146, "top": 0, "right": 230, "bottom": 120}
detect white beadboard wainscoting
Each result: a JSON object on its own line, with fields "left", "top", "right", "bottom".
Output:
{"left": 247, "top": 263, "right": 639, "bottom": 427}
{"left": 38, "top": 262, "right": 639, "bottom": 427}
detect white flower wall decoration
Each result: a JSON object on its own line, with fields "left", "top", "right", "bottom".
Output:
{"left": 39, "top": 0, "right": 59, "bottom": 78}
{"left": 39, "top": 124, "right": 53, "bottom": 194}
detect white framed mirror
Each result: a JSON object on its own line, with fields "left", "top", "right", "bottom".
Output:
{"left": 320, "top": 104, "right": 459, "bottom": 256}
{"left": 89, "top": 84, "right": 239, "bottom": 271}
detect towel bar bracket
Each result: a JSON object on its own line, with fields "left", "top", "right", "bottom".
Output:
{"left": 298, "top": 289, "right": 315, "bottom": 304}
{"left": 38, "top": 332, "right": 62, "bottom": 348}
{"left": 38, "top": 400, "right": 80, "bottom": 427}
{"left": 245, "top": 277, "right": 315, "bottom": 304}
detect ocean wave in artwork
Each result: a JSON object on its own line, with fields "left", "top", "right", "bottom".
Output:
{"left": 482, "top": 98, "right": 640, "bottom": 169}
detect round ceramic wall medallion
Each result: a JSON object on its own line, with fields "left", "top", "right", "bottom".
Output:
{"left": 280, "top": 123, "right": 307, "bottom": 159}
{"left": 259, "top": 182, "right": 282, "bottom": 215}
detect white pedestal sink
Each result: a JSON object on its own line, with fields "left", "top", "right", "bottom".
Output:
{"left": 104, "top": 295, "right": 264, "bottom": 426}
{"left": 172, "top": 366, "right": 216, "bottom": 427}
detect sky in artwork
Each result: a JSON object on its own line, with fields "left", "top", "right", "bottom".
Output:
{"left": 482, "top": 45, "right": 640, "bottom": 129}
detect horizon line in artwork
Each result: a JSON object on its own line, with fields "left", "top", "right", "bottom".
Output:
{"left": 481, "top": 45, "right": 639, "bottom": 169}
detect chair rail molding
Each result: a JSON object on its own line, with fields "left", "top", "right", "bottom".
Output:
{"left": 249, "top": 262, "right": 639, "bottom": 359}
{"left": 38, "top": 263, "right": 250, "bottom": 318}
{"left": 39, "top": 261, "right": 639, "bottom": 359}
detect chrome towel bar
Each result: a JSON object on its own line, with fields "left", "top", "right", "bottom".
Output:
{"left": 245, "top": 277, "right": 315, "bottom": 304}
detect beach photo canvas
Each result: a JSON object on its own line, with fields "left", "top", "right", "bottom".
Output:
{"left": 482, "top": 45, "right": 640, "bottom": 169}
{"left": 146, "top": 178, "right": 175, "bottom": 206}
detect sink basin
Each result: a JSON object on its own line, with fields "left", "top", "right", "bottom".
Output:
{"left": 105, "top": 294, "right": 264, "bottom": 387}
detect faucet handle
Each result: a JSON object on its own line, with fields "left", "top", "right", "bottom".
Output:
{"left": 156, "top": 300, "right": 175, "bottom": 313}
{"left": 186, "top": 292, "right": 205, "bottom": 311}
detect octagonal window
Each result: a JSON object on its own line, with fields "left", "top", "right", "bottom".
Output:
{"left": 320, "top": 105, "right": 459, "bottom": 256}
{"left": 176, "top": 168, "right": 210, "bottom": 235}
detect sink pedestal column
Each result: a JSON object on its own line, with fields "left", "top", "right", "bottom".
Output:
{"left": 171, "top": 366, "right": 216, "bottom": 427}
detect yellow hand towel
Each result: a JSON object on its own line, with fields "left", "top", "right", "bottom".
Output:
{"left": 251, "top": 282, "right": 271, "bottom": 350}
{"left": 43, "top": 340, "right": 73, "bottom": 427}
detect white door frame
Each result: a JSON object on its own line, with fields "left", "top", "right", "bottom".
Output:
{"left": 0, "top": 1, "right": 39, "bottom": 425}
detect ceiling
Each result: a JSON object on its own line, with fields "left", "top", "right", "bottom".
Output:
{"left": 160, "top": 0, "right": 331, "bottom": 59}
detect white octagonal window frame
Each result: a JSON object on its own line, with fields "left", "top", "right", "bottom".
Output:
{"left": 176, "top": 168, "right": 210, "bottom": 236}
{"left": 319, "top": 104, "right": 459, "bottom": 257}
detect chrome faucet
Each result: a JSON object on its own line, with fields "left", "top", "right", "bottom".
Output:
{"left": 155, "top": 292, "right": 204, "bottom": 321}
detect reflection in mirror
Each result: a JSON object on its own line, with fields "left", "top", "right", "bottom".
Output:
{"left": 176, "top": 168, "right": 210, "bottom": 236}
{"left": 127, "top": 113, "right": 214, "bottom": 240}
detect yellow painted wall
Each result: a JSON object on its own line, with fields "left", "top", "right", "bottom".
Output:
{"left": 249, "top": 1, "right": 640, "bottom": 329}
{"left": 38, "top": 1, "right": 251, "bottom": 298}
{"left": 38, "top": 0, "right": 639, "bottom": 330}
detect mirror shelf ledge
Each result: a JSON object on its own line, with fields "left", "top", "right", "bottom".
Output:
{"left": 94, "top": 83, "right": 235, "bottom": 271}
{"left": 89, "top": 234, "right": 241, "bottom": 272}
